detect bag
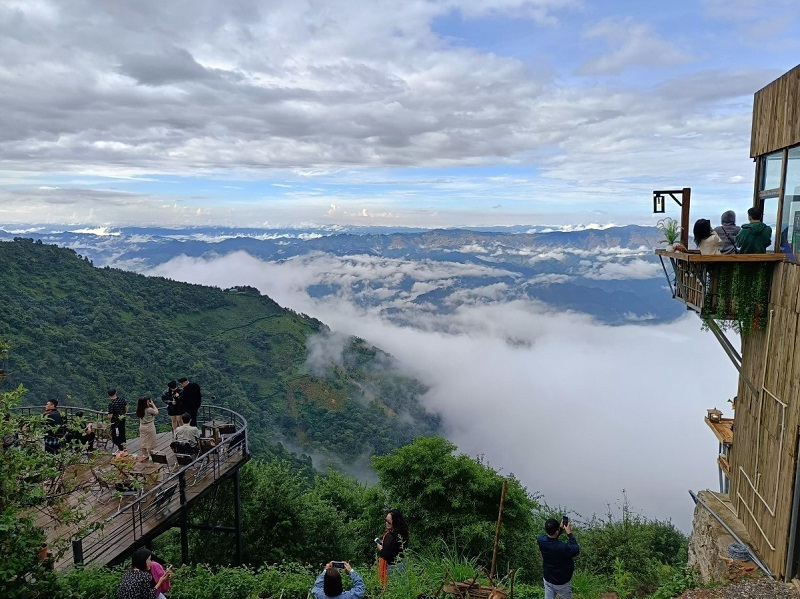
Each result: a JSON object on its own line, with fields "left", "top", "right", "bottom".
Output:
{"left": 719, "top": 227, "right": 739, "bottom": 254}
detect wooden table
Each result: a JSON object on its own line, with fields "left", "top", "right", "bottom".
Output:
{"left": 202, "top": 420, "right": 233, "bottom": 443}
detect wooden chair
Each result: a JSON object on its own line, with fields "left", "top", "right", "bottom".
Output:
{"left": 199, "top": 437, "right": 216, "bottom": 454}
{"left": 93, "top": 424, "right": 112, "bottom": 451}
{"left": 150, "top": 451, "right": 172, "bottom": 475}
{"left": 90, "top": 468, "right": 113, "bottom": 505}
{"left": 170, "top": 440, "right": 198, "bottom": 458}
{"left": 114, "top": 479, "right": 142, "bottom": 511}
{"left": 217, "top": 424, "right": 237, "bottom": 438}
{"left": 141, "top": 484, "right": 178, "bottom": 520}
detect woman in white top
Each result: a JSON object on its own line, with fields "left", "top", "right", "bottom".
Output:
{"left": 693, "top": 219, "right": 722, "bottom": 255}
{"left": 136, "top": 396, "right": 159, "bottom": 459}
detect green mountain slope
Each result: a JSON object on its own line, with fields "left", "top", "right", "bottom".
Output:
{"left": 0, "top": 238, "right": 440, "bottom": 461}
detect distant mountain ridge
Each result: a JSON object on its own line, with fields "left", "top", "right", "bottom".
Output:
{"left": 0, "top": 238, "right": 440, "bottom": 466}
{"left": 0, "top": 224, "right": 682, "bottom": 324}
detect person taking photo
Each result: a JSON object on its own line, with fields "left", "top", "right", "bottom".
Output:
{"left": 537, "top": 517, "right": 580, "bottom": 599}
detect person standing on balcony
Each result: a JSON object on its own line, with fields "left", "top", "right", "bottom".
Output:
{"left": 161, "top": 380, "right": 183, "bottom": 434}
{"left": 107, "top": 388, "right": 128, "bottom": 452}
{"left": 715, "top": 210, "right": 741, "bottom": 254}
{"left": 693, "top": 219, "right": 722, "bottom": 255}
{"left": 179, "top": 377, "right": 202, "bottom": 426}
{"left": 137, "top": 397, "right": 158, "bottom": 459}
{"left": 736, "top": 207, "right": 772, "bottom": 254}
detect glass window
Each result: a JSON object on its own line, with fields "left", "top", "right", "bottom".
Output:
{"left": 762, "top": 197, "right": 777, "bottom": 252}
{"left": 761, "top": 150, "right": 784, "bottom": 191}
{"left": 781, "top": 146, "right": 800, "bottom": 252}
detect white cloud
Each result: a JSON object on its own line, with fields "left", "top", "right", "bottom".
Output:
{"left": 583, "top": 258, "right": 661, "bottom": 280}
{"left": 579, "top": 18, "right": 692, "bottom": 75}
{"left": 146, "top": 251, "right": 735, "bottom": 529}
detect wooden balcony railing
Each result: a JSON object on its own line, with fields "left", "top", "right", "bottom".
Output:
{"left": 655, "top": 250, "right": 785, "bottom": 322}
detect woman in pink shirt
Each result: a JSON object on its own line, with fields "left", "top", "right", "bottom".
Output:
{"left": 149, "top": 560, "right": 171, "bottom": 599}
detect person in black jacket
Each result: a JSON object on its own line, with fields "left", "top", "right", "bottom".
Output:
{"left": 537, "top": 518, "right": 580, "bottom": 599}
{"left": 178, "top": 377, "right": 202, "bottom": 427}
{"left": 375, "top": 508, "right": 409, "bottom": 587}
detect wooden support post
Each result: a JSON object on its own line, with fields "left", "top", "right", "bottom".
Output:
{"left": 180, "top": 510, "right": 189, "bottom": 565}
{"left": 72, "top": 539, "right": 83, "bottom": 565}
{"left": 234, "top": 469, "right": 243, "bottom": 566}
{"left": 680, "top": 187, "right": 691, "bottom": 249}
{"left": 179, "top": 470, "right": 189, "bottom": 564}
{"left": 489, "top": 479, "right": 508, "bottom": 583}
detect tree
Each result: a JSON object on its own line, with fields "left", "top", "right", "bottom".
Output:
{"left": 372, "top": 436, "right": 542, "bottom": 581}
{"left": 0, "top": 383, "right": 100, "bottom": 597}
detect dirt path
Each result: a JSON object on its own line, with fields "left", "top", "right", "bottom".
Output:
{"left": 679, "top": 578, "right": 800, "bottom": 599}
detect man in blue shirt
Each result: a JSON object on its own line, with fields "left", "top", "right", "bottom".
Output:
{"left": 537, "top": 517, "right": 580, "bottom": 599}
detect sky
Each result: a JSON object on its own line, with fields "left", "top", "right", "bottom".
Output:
{"left": 2, "top": 0, "right": 800, "bottom": 228}
{"left": 146, "top": 250, "right": 739, "bottom": 530}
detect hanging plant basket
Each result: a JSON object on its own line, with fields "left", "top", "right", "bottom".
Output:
{"left": 703, "top": 263, "right": 771, "bottom": 334}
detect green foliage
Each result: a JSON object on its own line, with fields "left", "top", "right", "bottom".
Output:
{"left": 656, "top": 218, "right": 681, "bottom": 245}
{"left": 575, "top": 495, "right": 687, "bottom": 596}
{"left": 0, "top": 239, "right": 439, "bottom": 465}
{"left": 0, "top": 383, "right": 100, "bottom": 598}
{"left": 372, "top": 436, "right": 542, "bottom": 582}
{"left": 612, "top": 557, "right": 637, "bottom": 599}
{"left": 570, "top": 570, "right": 609, "bottom": 599}
{"left": 59, "top": 564, "right": 123, "bottom": 598}
{"left": 704, "top": 262, "right": 772, "bottom": 334}
{"left": 647, "top": 566, "right": 701, "bottom": 599}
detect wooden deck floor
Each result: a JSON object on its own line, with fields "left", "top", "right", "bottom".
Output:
{"left": 705, "top": 417, "right": 734, "bottom": 445}
{"left": 35, "top": 429, "right": 248, "bottom": 570}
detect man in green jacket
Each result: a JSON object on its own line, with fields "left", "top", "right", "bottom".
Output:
{"left": 736, "top": 207, "right": 772, "bottom": 253}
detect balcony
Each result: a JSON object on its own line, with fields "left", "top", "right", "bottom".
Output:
{"left": 655, "top": 250, "right": 785, "bottom": 331}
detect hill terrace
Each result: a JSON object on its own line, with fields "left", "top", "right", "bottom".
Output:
{"left": 12, "top": 403, "right": 249, "bottom": 570}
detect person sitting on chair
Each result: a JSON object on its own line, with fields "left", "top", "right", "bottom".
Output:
{"left": 174, "top": 412, "right": 201, "bottom": 449}
{"left": 66, "top": 411, "right": 96, "bottom": 451}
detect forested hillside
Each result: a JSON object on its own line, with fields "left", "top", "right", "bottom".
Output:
{"left": 0, "top": 238, "right": 439, "bottom": 462}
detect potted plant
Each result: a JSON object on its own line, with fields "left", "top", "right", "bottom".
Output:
{"left": 657, "top": 217, "right": 681, "bottom": 250}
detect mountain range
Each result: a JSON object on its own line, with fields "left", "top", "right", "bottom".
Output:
{"left": 0, "top": 238, "right": 439, "bottom": 467}
{"left": 0, "top": 223, "right": 683, "bottom": 325}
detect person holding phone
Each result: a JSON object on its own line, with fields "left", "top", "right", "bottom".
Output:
{"left": 537, "top": 516, "right": 580, "bottom": 599}
{"left": 117, "top": 547, "right": 171, "bottom": 599}
{"left": 309, "top": 561, "right": 365, "bottom": 599}
{"left": 375, "top": 508, "right": 409, "bottom": 587}
{"left": 136, "top": 396, "right": 159, "bottom": 460}
{"left": 149, "top": 559, "right": 171, "bottom": 599}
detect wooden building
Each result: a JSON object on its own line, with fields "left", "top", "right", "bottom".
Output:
{"left": 657, "top": 64, "right": 800, "bottom": 580}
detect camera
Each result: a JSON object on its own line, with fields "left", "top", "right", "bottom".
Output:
{"left": 374, "top": 537, "right": 381, "bottom": 544}
{"left": 332, "top": 561, "right": 345, "bottom": 569}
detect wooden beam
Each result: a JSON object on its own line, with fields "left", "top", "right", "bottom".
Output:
{"left": 655, "top": 250, "right": 786, "bottom": 263}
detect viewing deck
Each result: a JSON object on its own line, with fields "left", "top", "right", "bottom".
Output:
{"left": 13, "top": 404, "right": 249, "bottom": 570}
{"left": 655, "top": 250, "right": 785, "bottom": 316}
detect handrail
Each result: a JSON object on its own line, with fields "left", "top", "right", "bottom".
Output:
{"left": 10, "top": 403, "right": 249, "bottom": 566}
{"left": 655, "top": 249, "right": 786, "bottom": 263}
{"left": 655, "top": 250, "right": 783, "bottom": 317}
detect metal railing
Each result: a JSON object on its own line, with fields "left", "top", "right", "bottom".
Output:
{"left": 11, "top": 403, "right": 249, "bottom": 566}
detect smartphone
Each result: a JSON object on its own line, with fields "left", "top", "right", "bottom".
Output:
{"left": 561, "top": 515, "right": 569, "bottom": 527}
{"left": 332, "top": 561, "right": 345, "bottom": 569}
{"left": 374, "top": 537, "right": 381, "bottom": 544}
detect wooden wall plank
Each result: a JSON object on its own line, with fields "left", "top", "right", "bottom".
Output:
{"left": 751, "top": 64, "right": 800, "bottom": 157}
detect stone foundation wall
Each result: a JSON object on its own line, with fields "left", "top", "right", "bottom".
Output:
{"left": 688, "top": 490, "right": 756, "bottom": 584}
